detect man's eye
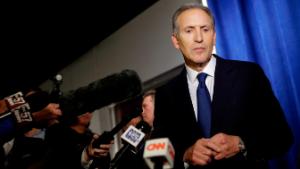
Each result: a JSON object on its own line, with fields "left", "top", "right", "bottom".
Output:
{"left": 185, "top": 29, "right": 192, "bottom": 33}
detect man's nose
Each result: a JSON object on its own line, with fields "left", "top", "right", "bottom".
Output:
{"left": 194, "top": 29, "right": 203, "bottom": 42}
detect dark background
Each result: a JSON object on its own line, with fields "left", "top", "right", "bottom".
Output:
{"left": 1, "top": 0, "right": 158, "bottom": 97}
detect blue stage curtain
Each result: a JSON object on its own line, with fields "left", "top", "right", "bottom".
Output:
{"left": 207, "top": 0, "right": 300, "bottom": 169}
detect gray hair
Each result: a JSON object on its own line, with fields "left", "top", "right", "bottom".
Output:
{"left": 172, "top": 2, "right": 215, "bottom": 34}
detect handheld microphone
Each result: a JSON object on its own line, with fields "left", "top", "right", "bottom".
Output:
{"left": 0, "top": 103, "right": 33, "bottom": 142}
{"left": 0, "top": 90, "right": 51, "bottom": 142}
{"left": 4, "top": 91, "right": 26, "bottom": 110}
{"left": 109, "top": 120, "right": 152, "bottom": 169}
{"left": 0, "top": 90, "right": 50, "bottom": 120}
{"left": 143, "top": 138, "right": 175, "bottom": 169}
{"left": 89, "top": 101, "right": 143, "bottom": 169}
{"left": 121, "top": 125, "right": 145, "bottom": 148}
{"left": 1, "top": 69, "right": 142, "bottom": 143}
{"left": 0, "top": 92, "right": 27, "bottom": 122}
{"left": 91, "top": 97, "right": 143, "bottom": 148}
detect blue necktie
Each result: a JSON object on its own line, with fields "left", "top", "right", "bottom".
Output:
{"left": 197, "top": 73, "right": 211, "bottom": 138}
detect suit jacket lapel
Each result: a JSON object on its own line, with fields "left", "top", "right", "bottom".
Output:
{"left": 175, "top": 69, "right": 198, "bottom": 124}
{"left": 213, "top": 55, "right": 236, "bottom": 103}
{"left": 212, "top": 55, "right": 238, "bottom": 133}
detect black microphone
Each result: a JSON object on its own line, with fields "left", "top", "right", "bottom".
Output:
{"left": 88, "top": 98, "right": 144, "bottom": 169}
{"left": 58, "top": 69, "right": 142, "bottom": 122}
{"left": 1, "top": 69, "right": 142, "bottom": 144}
{"left": 109, "top": 120, "right": 152, "bottom": 169}
{"left": 91, "top": 94, "right": 144, "bottom": 148}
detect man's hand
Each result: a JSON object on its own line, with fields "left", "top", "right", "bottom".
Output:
{"left": 183, "top": 133, "right": 243, "bottom": 166}
{"left": 209, "top": 133, "right": 241, "bottom": 160}
{"left": 183, "top": 138, "right": 220, "bottom": 166}
{"left": 85, "top": 134, "right": 114, "bottom": 160}
{"left": 31, "top": 103, "right": 62, "bottom": 126}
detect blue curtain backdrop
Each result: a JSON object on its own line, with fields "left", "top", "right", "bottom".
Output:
{"left": 207, "top": 0, "right": 300, "bottom": 169}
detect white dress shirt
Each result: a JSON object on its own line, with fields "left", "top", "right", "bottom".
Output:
{"left": 186, "top": 55, "right": 216, "bottom": 119}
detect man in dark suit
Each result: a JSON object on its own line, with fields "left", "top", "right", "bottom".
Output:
{"left": 151, "top": 2, "right": 293, "bottom": 169}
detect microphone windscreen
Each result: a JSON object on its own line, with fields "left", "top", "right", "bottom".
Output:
{"left": 60, "top": 69, "right": 142, "bottom": 119}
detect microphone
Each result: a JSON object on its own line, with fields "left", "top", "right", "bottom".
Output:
{"left": 58, "top": 69, "right": 142, "bottom": 122}
{"left": 0, "top": 92, "right": 26, "bottom": 120}
{"left": 0, "top": 90, "right": 51, "bottom": 120}
{"left": 89, "top": 98, "right": 144, "bottom": 169}
{"left": 1, "top": 69, "right": 142, "bottom": 143}
{"left": 3, "top": 91, "right": 26, "bottom": 110}
{"left": 0, "top": 103, "right": 33, "bottom": 142}
{"left": 91, "top": 94, "right": 144, "bottom": 148}
{"left": 143, "top": 138, "right": 175, "bottom": 169}
{"left": 109, "top": 120, "right": 152, "bottom": 169}
{"left": 0, "top": 90, "right": 51, "bottom": 142}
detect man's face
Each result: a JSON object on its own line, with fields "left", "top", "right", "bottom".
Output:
{"left": 172, "top": 8, "right": 216, "bottom": 71}
{"left": 141, "top": 94, "right": 155, "bottom": 127}
{"left": 78, "top": 112, "right": 93, "bottom": 127}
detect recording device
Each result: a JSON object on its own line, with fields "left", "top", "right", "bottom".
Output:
{"left": 121, "top": 120, "right": 152, "bottom": 152}
{"left": 143, "top": 138, "right": 175, "bottom": 169}
{"left": 2, "top": 69, "right": 142, "bottom": 125}
{"left": 109, "top": 120, "right": 152, "bottom": 169}
{"left": 58, "top": 69, "right": 142, "bottom": 123}
{"left": 121, "top": 124, "right": 145, "bottom": 148}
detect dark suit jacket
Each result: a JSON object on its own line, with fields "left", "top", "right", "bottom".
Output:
{"left": 152, "top": 56, "right": 293, "bottom": 169}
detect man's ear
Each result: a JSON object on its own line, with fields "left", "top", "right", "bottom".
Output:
{"left": 213, "top": 31, "right": 216, "bottom": 46}
{"left": 171, "top": 34, "right": 180, "bottom": 49}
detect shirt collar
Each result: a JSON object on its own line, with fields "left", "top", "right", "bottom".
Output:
{"left": 186, "top": 55, "right": 216, "bottom": 83}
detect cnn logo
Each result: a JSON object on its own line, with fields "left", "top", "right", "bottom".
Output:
{"left": 146, "top": 142, "right": 166, "bottom": 151}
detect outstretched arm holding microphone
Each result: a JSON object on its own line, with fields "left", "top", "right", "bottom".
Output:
{"left": 0, "top": 90, "right": 62, "bottom": 143}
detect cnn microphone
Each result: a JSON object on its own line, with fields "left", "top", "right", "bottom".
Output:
{"left": 110, "top": 120, "right": 152, "bottom": 169}
{"left": 143, "top": 138, "right": 175, "bottom": 169}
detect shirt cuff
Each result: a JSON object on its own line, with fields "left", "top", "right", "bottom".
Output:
{"left": 238, "top": 137, "right": 247, "bottom": 157}
{"left": 184, "top": 162, "right": 190, "bottom": 169}
{"left": 81, "top": 147, "right": 93, "bottom": 169}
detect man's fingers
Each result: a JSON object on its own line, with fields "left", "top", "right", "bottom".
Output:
{"left": 206, "top": 141, "right": 221, "bottom": 153}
